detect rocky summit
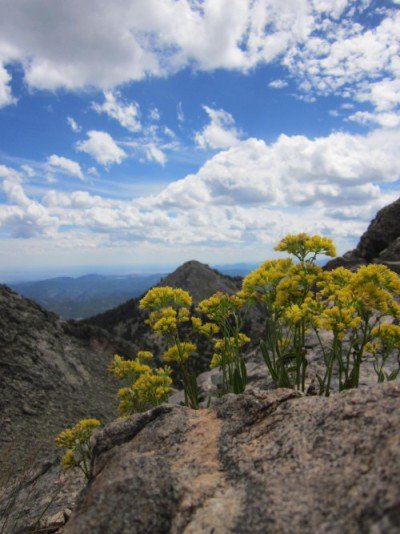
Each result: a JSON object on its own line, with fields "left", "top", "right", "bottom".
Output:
{"left": 326, "top": 197, "right": 400, "bottom": 272}
{"left": 85, "top": 260, "right": 241, "bottom": 339}
{"left": 2, "top": 384, "right": 399, "bottom": 533}
{"left": 0, "top": 284, "right": 133, "bottom": 477}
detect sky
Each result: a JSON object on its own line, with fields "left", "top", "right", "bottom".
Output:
{"left": 1, "top": 0, "right": 400, "bottom": 279}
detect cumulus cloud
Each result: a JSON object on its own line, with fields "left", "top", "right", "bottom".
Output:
{"left": 1, "top": 127, "right": 399, "bottom": 251}
{"left": 0, "top": 0, "right": 398, "bottom": 122}
{"left": 0, "top": 1, "right": 375, "bottom": 93}
{"left": 0, "top": 164, "right": 23, "bottom": 182}
{"left": 92, "top": 91, "right": 141, "bottom": 132}
{"left": 76, "top": 130, "right": 127, "bottom": 166}
{"left": 269, "top": 79, "right": 288, "bottom": 89}
{"left": 47, "top": 155, "right": 84, "bottom": 180}
{"left": 348, "top": 110, "right": 400, "bottom": 129}
{"left": 195, "top": 106, "right": 242, "bottom": 150}
{"left": 286, "top": 8, "right": 400, "bottom": 115}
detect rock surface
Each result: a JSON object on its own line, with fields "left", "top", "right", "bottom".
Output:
{"left": 60, "top": 383, "right": 400, "bottom": 533}
{"left": 326, "top": 197, "right": 400, "bottom": 272}
{"left": 0, "top": 284, "right": 134, "bottom": 478}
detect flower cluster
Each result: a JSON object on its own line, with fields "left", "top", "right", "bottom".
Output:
{"left": 139, "top": 286, "right": 192, "bottom": 311}
{"left": 139, "top": 286, "right": 199, "bottom": 409}
{"left": 246, "top": 234, "right": 400, "bottom": 394}
{"left": 109, "top": 352, "right": 172, "bottom": 415}
{"left": 55, "top": 419, "right": 101, "bottom": 479}
{"left": 240, "top": 258, "right": 293, "bottom": 305}
{"left": 275, "top": 233, "right": 336, "bottom": 262}
{"left": 196, "top": 292, "right": 248, "bottom": 394}
{"left": 162, "top": 342, "right": 196, "bottom": 363}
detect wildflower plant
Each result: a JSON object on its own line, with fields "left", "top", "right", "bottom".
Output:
{"left": 55, "top": 419, "right": 101, "bottom": 480}
{"left": 139, "top": 286, "right": 199, "bottom": 409}
{"left": 366, "top": 324, "right": 400, "bottom": 382}
{"left": 109, "top": 351, "right": 172, "bottom": 415}
{"left": 196, "top": 292, "right": 249, "bottom": 394}
{"left": 242, "top": 232, "right": 400, "bottom": 395}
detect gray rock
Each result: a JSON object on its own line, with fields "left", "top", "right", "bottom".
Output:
{"left": 326, "top": 197, "right": 400, "bottom": 271}
{"left": 63, "top": 382, "right": 400, "bottom": 533}
{"left": 0, "top": 453, "right": 84, "bottom": 534}
{"left": 0, "top": 284, "right": 134, "bottom": 478}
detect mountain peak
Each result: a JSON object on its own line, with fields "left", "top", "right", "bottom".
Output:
{"left": 159, "top": 260, "right": 241, "bottom": 304}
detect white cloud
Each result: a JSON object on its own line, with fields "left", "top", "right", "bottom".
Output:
{"left": 348, "top": 110, "right": 400, "bottom": 129}
{"left": 149, "top": 107, "right": 160, "bottom": 121}
{"left": 92, "top": 91, "right": 141, "bottom": 132}
{"left": 0, "top": 0, "right": 364, "bottom": 92}
{"left": 0, "top": 0, "right": 398, "bottom": 123}
{"left": 76, "top": 130, "right": 127, "bottom": 166}
{"left": 88, "top": 166, "right": 99, "bottom": 177}
{"left": 268, "top": 79, "right": 288, "bottom": 89}
{"left": 47, "top": 155, "right": 84, "bottom": 180}
{"left": 21, "top": 164, "right": 36, "bottom": 177}
{"left": 0, "top": 63, "right": 16, "bottom": 107}
{"left": 0, "top": 164, "right": 23, "bottom": 182}
{"left": 177, "top": 102, "right": 185, "bottom": 123}
{"left": 67, "top": 117, "right": 81, "bottom": 133}
{"left": 195, "top": 106, "right": 242, "bottom": 150}
{"left": 144, "top": 143, "right": 167, "bottom": 166}
{"left": 1, "top": 179, "right": 57, "bottom": 237}
{"left": 2, "top": 126, "right": 398, "bottom": 254}
{"left": 286, "top": 9, "right": 400, "bottom": 114}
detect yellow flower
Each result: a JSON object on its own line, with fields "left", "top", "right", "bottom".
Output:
{"left": 162, "top": 342, "right": 197, "bottom": 363}
{"left": 191, "top": 316, "right": 202, "bottom": 329}
{"left": 284, "top": 304, "right": 303, "bottom": 324}
{"left": 197, "top": 292, "right": 243, "bottom": 321}
{"left": 55, "top": 418, "right": 101, "bottom": 449}
{"left": 210, "top": 352, "right": 222, "bottom": 369}
{"left": 139, "top": 286, "right": 192, "bottom": 311}
{"left": 275, "top": 263, "right": 322, "bottom": 307}
{"left": 371, "top": 323, "right": 400, "bottom": 350}
{"left": 61, "top": 450, "right": 76, "bottom": 470}
{"left": 241, "top": 258, "right": 293, "bottom": 303}
{"left": 200, "top": 322, "right": 220, "bottom": 336}
{"left": 137, "top": 350, "right": 153, "bottom": 361}
{"left": 274, "top": 233, "right": 336, "bottom": 261}
{"left": 109, "top": 354, "right": 151, "bottom": 380}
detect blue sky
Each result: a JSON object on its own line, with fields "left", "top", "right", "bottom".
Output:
{"left": 0, "top": 0, "right": 400, "bottom": 279}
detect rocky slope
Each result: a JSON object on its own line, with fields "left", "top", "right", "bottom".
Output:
{"left": 0, "top": 284, "right": 134, "bottom": 478}
{"left": 326, "top": 197, "right": 400, "bottom": 272}
{"left": 2, "top": 383, "right": 399, "bottom": 533}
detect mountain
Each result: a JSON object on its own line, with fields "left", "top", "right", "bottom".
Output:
{"left": 83, "top": 261, "right": 243, "bottom": 375}
{"left": 326, "top": 197, "right": 400, "bottom": 272}
{"left": 0, "top": 284, "right": 134, "bottom": 478}
{"left": 84, "top": 260, "right": 242, "bottom": 340}
{"left": 9, "top": 273, "right": 164, "bottom": 319}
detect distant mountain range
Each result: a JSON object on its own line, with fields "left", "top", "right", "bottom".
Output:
{"left": 8, "top": 263, "right": 259, "bottom": 319}
{"left": 8, "top": 258, "right": 335, "bottom": 320}
{"left": 10, "top": 273, "right": 165, "bottom": 319}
